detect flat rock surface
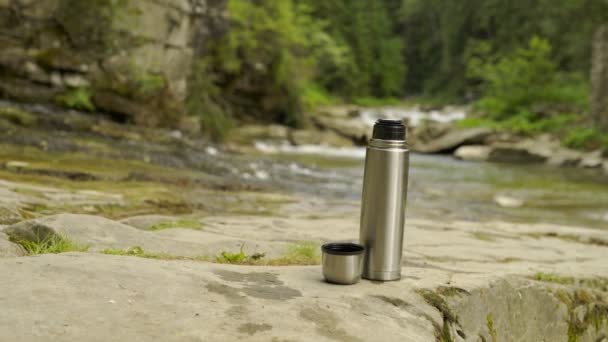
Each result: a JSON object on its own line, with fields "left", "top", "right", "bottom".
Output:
{"left": 1, "top": 202, "right": 608, "bottom": 341}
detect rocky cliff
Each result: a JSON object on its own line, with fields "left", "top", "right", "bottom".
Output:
{"left": 0, "top": 0, "right": 226, "bottom": 129}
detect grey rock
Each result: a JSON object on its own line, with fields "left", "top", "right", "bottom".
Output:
{"left": 230, "top": 124, "right": 289, "bottom": 145}
{"left": 119, "top": 215, "right": 180, "bottom": 230}
{"left": 49, "top": 73, "right": 63, "bottom": 87}
{"left": 310, "top": 106, "right": 369, "bottom": 144}
{"left": 487, "top": 145, "right": 548, "bottom": 163}
{"left": 493, "top": 194, "right": 524, "bottom": 208}
{"left": 547, "top": 148, "right": 583, "bottom": 167}
{"left": 63, "top": 74, "right": 90, "bottom": 88}
{"left": 454, "top": 145, "right": 491, "bottom": 161}
{"left": 0, "top": 232, "right": 25, "bottom": 257}
{"left": 290, "top": 129, "right": 353, "bottom": 147}
{"left": 415, "top": 127, "right": 494, "bottom": 153}
{"left": 580, "top": 150, "right": 604, "bottom": 168}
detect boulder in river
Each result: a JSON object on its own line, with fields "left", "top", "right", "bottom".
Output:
{"left": 454, "top": 145, "right": 492, "bottom": 161}
{"left": 289, "top": 129, "right": 353, "bottom": 147}
{"left": 493, "top": 194, "right": 524, "bottom": 208}
{"left": 580, "top": 150, "right": 604, "bottom": 168}
{"left": 486, "top": 144, "right": 548, "bottom": 163}
{"left": 310, "top": 106, "right": 369, "bottom": 144}
{"left": 414, "top": 127, "right": 493, "bottom": 153}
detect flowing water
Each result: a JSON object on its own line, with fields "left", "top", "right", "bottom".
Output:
{"left": 261, "top": 147, "right": 608, "bottom": 229}
{"left": 254, "top": 139, "right": 608, "bottom": 230}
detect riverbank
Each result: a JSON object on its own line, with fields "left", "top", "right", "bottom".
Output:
{"left": 231, "top": 104, "right": 608, "bottom": 177}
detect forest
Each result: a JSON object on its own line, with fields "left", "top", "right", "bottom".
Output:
{"left": 194, "top": 0, "right": 608, "bottom": 147}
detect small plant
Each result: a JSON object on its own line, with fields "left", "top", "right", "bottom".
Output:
{"left": 147, "top": 219, "right": 203, "bottom": 231}
{"left": 100, "top": 246, "right": 205, "bottom": 261}
{"left": 532, "top": 272, "right": 575, "bottom": 285}
{"left": 134, "top": 72, "right": 166, "bottom": 97}
{"left": 265, "top": 241, "right": 320, "bottom": 266}
{"left": 216, "top": 243, "right": 248, "bottom": 264}
{"left": 102, "top": 246, "right": 145, "bottom": 256}
{"left": 487, "top": 313, "right": 498, "bottom": 342}
{"left": 13, "top": 234, "right": 90, "bottom": 255}
{"left": 57, "top": 87, "right": 95, "bottom": 111}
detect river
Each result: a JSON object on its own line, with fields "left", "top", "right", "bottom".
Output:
{"left": 253, "top": 140, "right": 608, "bottom": 230}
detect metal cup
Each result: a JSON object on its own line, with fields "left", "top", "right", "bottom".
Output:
{"left": 321, "top": 242, "right": 365, "bottom": 285}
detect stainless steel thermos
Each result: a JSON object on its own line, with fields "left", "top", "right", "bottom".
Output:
{"left": 359, "top": 119, "right": 409, "bottom": 281}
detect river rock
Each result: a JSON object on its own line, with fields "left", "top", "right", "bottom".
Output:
{"left": 580, "top": 150, "right": 604, "bottom": 168}
{"left": 415, "top": 127, "right": 493, "bottom": 153}
{"left": 493, "top": 194, "right": 524, "bottom": 208}
{"left": 310, "top": 106, "right": 369, "bottom": 144}
{"left": 119, "top": 214, "right": 182, "bottom": 230}
{"left": 0, "top": 231, "right": 24, "bottom": 257}
{"left": 486, "top": 144, "right": 548, "bottom": 163}
{"left": 454, "top": 145, "right": 491, "bottom": 161}
{"left": 289, "top": 129, "right": 353, "bottom": 147}
{"left": 230, "top": 124, "right": 290, "bottom": 145}
{"left": 547, "top": 148, "right": 583, "bottom": 167}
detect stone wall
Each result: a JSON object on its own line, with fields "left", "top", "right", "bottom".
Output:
{"left": 0, "top": 0, "right": 226, "bottom": 129}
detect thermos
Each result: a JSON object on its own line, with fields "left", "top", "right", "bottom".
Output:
{"left": 359, "top": 119, "right": 409, "bottom": 281}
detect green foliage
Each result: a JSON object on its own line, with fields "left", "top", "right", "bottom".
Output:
{"left": 57, "top": 88, "right": 95, "bottom": 112}
{"left": 303, "top": 0, "right": 406, "bottom": 97}
{"left": 468, "top": 37, "right": 559, "bottom": 119}
{"left": 147, "top": 219, "right": 203, "bottom": 231}
{"left": 13, "top": 234, "right": 90, "bottom": 255}
{"left": 56, "top": 0, "right": 133, "bottom": 53}
{"left": 134, "top": 73, "right": 166, "bottom": 98}
{"left": 456, "top": 113, "right": 578, "bottom": 136}
{"left": 352, "top": 97, "right": 403, "bottom": 107}
{"left": 563, "top": 128, "right": 608, "bottom": 150}
{"left": 302, "top": 83, "right": 339, "bottom": 107}
{"left": 207, "top": 0, "right": 322, "bottom": 126}
{"left": 187, "top": 59, "right": 234, "bottom": 141}
{"left": 401, "top": 0, "right": 608, "bottom": 97}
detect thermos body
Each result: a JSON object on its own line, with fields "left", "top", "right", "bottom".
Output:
{"left": 359, "top": 120, "right": 409, "bottom": 281}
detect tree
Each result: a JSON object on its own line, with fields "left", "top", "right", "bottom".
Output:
{"left": 591, "top": 24, "right": 608, "bottom": 130}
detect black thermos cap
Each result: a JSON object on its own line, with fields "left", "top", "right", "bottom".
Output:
{"left": 372, "top": 119, "right": 406, "bottom": 141}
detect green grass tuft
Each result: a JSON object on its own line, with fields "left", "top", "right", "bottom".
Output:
{"left": 532, "top": 272, "right": 575, "bottom": 285}
{"left": 215, "top": 243, "right": 249, "bottom": 264}
{"left": 99, "top": 241, "right": 321, "bottom": 266}
{"left": 13, "top": 234, "right": 90, "bottom": 255}
{"left": 147, "top": 219, "right": 203, "bottom": 231}
{"left": 486, "top": 313, "right": 497, "bottom": 342}
{"left": 57, "top": 87, "right": 95, "bottom": 112}
{"left": 268, "top": 241, "right": 320, "bottom": 265}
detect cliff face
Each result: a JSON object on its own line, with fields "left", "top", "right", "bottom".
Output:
{"left": 0, "top": 0, "right": 226, "bottom": 129}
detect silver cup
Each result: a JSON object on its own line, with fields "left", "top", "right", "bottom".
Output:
{"left": 321, "top": 243, "right": 365, "bottom": 285}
